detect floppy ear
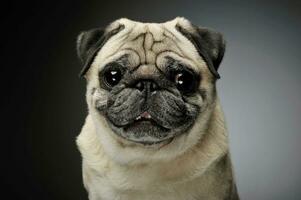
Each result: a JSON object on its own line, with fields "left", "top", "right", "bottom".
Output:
{"left": 76, "top": 24, "right": 125, "bottom": 77}
{"left": 77, "top": 29, "right": 105, "bottom": 64}
{"left": 176, "top": 24, "right": 225, "bottom": 79}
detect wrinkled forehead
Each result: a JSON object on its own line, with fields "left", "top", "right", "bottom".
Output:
{"left": 91, "top": 18, "right": 208, "bottom": 74}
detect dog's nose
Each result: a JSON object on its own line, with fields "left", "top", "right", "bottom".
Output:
{"left": 134, "top": 80, "right": 159, "bottom": 93}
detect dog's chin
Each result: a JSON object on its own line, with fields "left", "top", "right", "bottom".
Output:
{"left": 107, "top": 118, "right": 178, "bottom": 148}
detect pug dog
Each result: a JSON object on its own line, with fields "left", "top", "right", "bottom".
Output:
{"left": 76, "top": 17, "right": 239, "bottom": 200}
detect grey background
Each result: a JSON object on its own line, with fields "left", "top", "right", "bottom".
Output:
{"left": 2, "top": 0, "right": 300, "bottom": 199}
{"left": 215, "top": 2, "right": 301, "bottom": 200}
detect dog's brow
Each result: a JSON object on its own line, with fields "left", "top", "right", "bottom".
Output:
{"left": 165, "top": 56, "right": 195, "bottom": 72}
{"left": 111, "top": 54, "right": 130, "bottom": 66}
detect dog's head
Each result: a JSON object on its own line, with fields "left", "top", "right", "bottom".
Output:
{"left": 77, "top": 18, "right": 225, "bottom": 164}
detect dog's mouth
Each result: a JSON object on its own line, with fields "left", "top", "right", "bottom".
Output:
{"left": 126, "top": 111, "right": 168, "bottom": 130}
{"left": 134, "top": 111, "right": 152, "bottom": 121}
{"left": 107, "top": 111, "right": 176, "bottom": 146}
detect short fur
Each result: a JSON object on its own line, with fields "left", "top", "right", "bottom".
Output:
{"left": 76, "top": 17, "right": 239, "bottom": 200}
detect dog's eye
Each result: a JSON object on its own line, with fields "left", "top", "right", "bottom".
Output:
{"left": 174, "top": 70, "right": 198, "bottom": 94}
{"left": 102, "top": 65, "right": 123, "bottom": 88}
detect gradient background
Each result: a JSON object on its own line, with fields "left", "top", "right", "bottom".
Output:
{"left": 2, "top": 0, "right": 301, "bottom": 199}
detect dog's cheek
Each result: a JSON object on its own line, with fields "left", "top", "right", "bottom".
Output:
{"left": 86, "top": 86, "right": 109, "bottom": 112}
{"left": 193, "top": 77, "right": 217, "bottom": 112}
{"left": 203, "top": 84, "right": 217, "bottom": 107}
{"left": 184, "top": 93, "right": 203, "bottom": 108}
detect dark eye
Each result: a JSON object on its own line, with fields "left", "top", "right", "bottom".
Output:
{"left": 174, "top": 70, "right": 198, "bottom": 94}
{"left": 102, "top": 65, "right": 124, "bottom": 88}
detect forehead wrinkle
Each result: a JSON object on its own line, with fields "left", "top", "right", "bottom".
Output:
{"left": 100, "top": 25, "right": 136, "bottom": 61}
{"left": 99, "top": 21, "right": 203, "bottom": 74}
{"left": 162, "top": 27, "right": 180, "bottom": 41}
{"left": 140, "top": 25, "right": 187, "bottom": 60}
{"left": 161, "top": 28, "right": 191, "bottom": 59}
{"left": 131, "top": 32, "right": 146, "bottom": 42}
{"left": 128, "top": 25, "right": 165, "bottom": 65}
{"left": 162, "top": 23, "right": 203, "bottom": 57}
{"left": 144, "top": 33, "right": 155, "bottom": 65}
{"left": 144, "top": 26, "right": 185, "bottom": 66}
{"left": 124, "top": 30, "right": 146, "bottom": 64}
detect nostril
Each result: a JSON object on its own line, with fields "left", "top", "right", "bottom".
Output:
{"left": 134, "top": 80, "right": 159, "bottom": 93}
{"left": 135, "top": 81, "right": 144, "bottom": 91}
{"left": 150, "top": 82, "right": 159, "bottom": 92}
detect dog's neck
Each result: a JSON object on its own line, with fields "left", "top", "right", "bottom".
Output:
{"left": 77, "top": 102, "right": 238, "bottom": 199}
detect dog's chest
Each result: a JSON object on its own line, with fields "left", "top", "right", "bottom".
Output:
{"left": 83, "top": 163, "right": 220, "bottom": 200}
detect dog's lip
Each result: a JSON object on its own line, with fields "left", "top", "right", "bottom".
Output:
{"left": 124, "top": 116, "right": 169, "bottom": 132}
{"left": 121, "top": 111, "right": 168, "bottom": 129}
{"left": 130, "top": 111, "right": 172, "bottom": 131}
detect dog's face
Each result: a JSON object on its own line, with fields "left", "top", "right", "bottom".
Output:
{"left": 77, "top": 18, "right": 225, "bottom": 164}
